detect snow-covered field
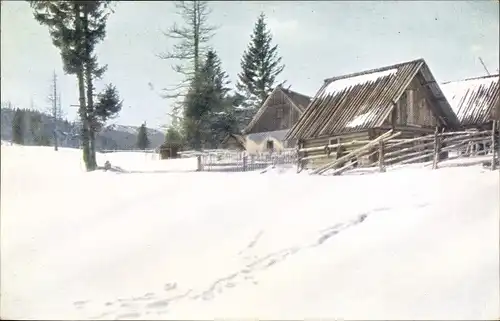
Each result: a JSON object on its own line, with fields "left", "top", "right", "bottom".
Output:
{"left": 1, "top": 144, "right": 499, "bottom": 320}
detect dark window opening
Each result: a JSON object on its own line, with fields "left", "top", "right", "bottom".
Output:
{"left": 267, "top": 140, "right": 274, "bottom": 150}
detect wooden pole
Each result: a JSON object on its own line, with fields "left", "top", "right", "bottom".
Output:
{"left": 197, "top": 155, "right": 202, "bottom": 171}
{"left": 492, "top": 120, "right": 497, "bottom": 171}
{"left": 378, "top": 140, "right": 386, "bottom": 173}
{"left": 432, "top": 127, "right": 440, "bottom": 169}
{"left": 296, "top": 141, "right": 303, "bottom": 173}
{"left": 497, "top": 120, "right": 500, "bottom": 170}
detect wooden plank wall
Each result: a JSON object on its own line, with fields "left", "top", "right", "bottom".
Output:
{"left": 393, "top": 77, "right": 438, "bottom": 128}
{"left": 250, "top": 90, "right": 301, "bottom": 133}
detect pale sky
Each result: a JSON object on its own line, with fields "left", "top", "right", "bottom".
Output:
{"left": 1, "top": 0, "right": 499, "bottom": 129}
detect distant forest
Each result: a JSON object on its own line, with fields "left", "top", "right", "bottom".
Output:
{"left": 0, "top": 106, "right": 165, "bottom": 151}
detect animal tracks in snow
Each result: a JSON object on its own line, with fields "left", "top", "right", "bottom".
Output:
{"left": 85, "top": 207, "right": 391, "bottom": 320}
{"left": 315, "top": 213, "right": 369, "bottom": 246}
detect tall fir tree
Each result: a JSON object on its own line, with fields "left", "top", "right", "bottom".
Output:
{"left": 198, "top": 49, "right": 237, "bottom": 148}
{"left": 30, "top": 1, "right": 90, "bottom": 168}
{"left": 136, "top": 123, "right": 150, "bottom": 150}
{"left": 236, "top": 12, "right": 285, "bottom": 129}
{"left": 181, "top": 49, "right": 234, "bottom": 149}
{"left": 82, "top": 1, "right": 112, "bottom": 169}
{"left": 29, "top": 1, "right": 114, "bottom": 171}
{"left": 12, "top": 108, "right": 25, "bottom": 145}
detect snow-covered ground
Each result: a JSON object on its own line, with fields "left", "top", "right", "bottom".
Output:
{"left": 1, "top": 144, "right": 499, "bottom": 320}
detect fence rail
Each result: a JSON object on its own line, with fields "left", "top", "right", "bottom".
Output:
{"left": 100, "top": 148, "right": 157, "bottom": 153}
{"left": 198, "top": 149, "right": 298, "bottom": 172}
{"left": 297, "top": 123, "right": 499, "bottom": 175}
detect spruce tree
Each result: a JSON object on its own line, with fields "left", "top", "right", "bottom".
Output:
{"left": 30, "top": 1, "right": 90, "bottom": 167}
{"left": 198, "top": 49, "right": 237, "bottom": 148}
{"left": 137, "top": 123, "right": 150, "bottom": 150}
{"left": 12, "top": 108, "right": 25, "bottom": 145}
{"left": 29, "top": 1, "right": 114, "bottom": 171}
{"left": 236, "top": 12, "right": 285, "bottom": 127}
{"left": 82, "top": 1, "right": 112, "bottom": 169}
{"left": 181, "top": 49, "right": 233, "bottom": 149}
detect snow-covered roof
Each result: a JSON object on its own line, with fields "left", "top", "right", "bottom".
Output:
{"left": 286, "top": 58, "right": 460, "bottom": 140}
{"left": 440, "top": 74, "right": 499, "bottom": 126}
{"left": 322, "top": 69, "right": 398, "bottom": 97}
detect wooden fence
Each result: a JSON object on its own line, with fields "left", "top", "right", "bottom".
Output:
{"left": 297, "top": 124, "right": 499, "bottom": 176}
{"left": 196, "top": 149, "right": 298, "bottom": 172}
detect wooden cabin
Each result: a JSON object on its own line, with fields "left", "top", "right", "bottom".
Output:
{"left": 241, "top": 84, "right": 311, "bottom": 154}
{"left": 285, "top": 58, "right": 461, "bottom": 169}
{"left": 440, "top": 74, "right": 500, "bottom": 130}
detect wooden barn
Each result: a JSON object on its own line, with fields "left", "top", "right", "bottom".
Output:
{"left": 285, "top": 58, "right": 461, "bottom": 169}
{"left": 440, "top": 74, "right": 500, "bottom": 130}
{"left": 241, "top": 84, "right": 311, "bottom": 154}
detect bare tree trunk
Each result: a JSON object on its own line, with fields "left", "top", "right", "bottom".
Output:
{"left": 83, "top": 7, "right": 97, "bottom": 171}
{"left": 52, "top": 71, "right": 59, "bottom": 151}
{"left": 193, "top": 1, "right": 200, "bottom": 76}
{"left": 75, "top": 4, "right": 91, "bottom": 171}
{"left": 77, "top": 69, "right": 90, "bottom": 170}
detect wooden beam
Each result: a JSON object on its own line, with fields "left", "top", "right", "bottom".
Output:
{"left": 492, "top": 120, "right": 497, "bottom": 171}
{"left": 378, "top": 141, "right": 386, "bottom": 173}
{"left": 299, "top": 139, "right": 371, "bottom": 154}
{"left": 432, "top": 127, "right": 440, "bottom": 169}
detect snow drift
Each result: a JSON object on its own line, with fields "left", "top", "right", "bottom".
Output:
{"left": 1, "top": 144, "right": 499, "bottom": 320}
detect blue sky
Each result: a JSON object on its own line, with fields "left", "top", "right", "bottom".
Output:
{"left": 1, "top": 0, "right": 498, "bottom": 129}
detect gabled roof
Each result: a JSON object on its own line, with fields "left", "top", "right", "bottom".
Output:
{"left": 285, "top": 58, "right": 460, "bottom": 140}
{"left": 242, "top": 85, "right": 312, "bottom": 134}
{"left": 280, "top": 87, "right": 312, "bottom": 112}
{"left": 440, "top": 74, "right": 499, "bottom": 126}
{"left": 220, "top": 133, "right": 246, "bottom": 149}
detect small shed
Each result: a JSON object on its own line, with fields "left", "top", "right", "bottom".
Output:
{"left": 285, "top": 58, "right": 460, "bottom": 168}
{"left": 440, "top": 74, "right": 500, "bottom": 130}
{"left": 158, "top": 142, "right": 182, "bottom": 159}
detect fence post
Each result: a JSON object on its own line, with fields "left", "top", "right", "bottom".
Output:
{"left": 432, "top": 127, "right": 441, "bottom": 169}
{"left": 296, "top": 141, "right": 302, "bottom": 173}
{"left": 243, "top": 155, "right": 248, "bottom": 172}
{"left": 197, "top": 155, "right": 203, "bottom": 172}
{"left": 378, "top": 140, "right": 386, "bottom": 173}
{"left": 492, "top": 120, "right": 497, "bottom": 171}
